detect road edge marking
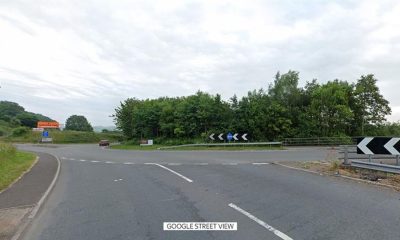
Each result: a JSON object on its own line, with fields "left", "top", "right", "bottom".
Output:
{"left": 145, "top": 163, "right": 193, "bottom": 183}
{"left": 228, "top": 203, "right": 293, "bottom": 240}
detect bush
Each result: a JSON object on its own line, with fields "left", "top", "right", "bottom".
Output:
{"left": 11, "top": 127, "right": 30, "bottom": 137}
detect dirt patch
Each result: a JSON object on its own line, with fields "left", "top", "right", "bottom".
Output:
{"left": 0, "top": 206, "right": 32, "bottom": 240}
{"left": 279, "top": 160, "right": 400, "bottom": 190}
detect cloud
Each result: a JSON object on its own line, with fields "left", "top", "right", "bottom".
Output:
{"left": 0, "top": 0, "right": 400, "bottom": 125}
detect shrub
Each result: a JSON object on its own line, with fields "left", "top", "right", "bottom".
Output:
{"left": 11, "top": 127, "right": 30, "bottom": 137}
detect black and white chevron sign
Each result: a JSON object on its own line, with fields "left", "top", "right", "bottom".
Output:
{"left": 357, "top": 137, "right": 400, "bottom": 155}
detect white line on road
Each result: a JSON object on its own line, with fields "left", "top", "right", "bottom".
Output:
{"left": 79, "top": 159, "right": 86, "bottom": 162}
{"left": 222, "top": 163, "right": 238, "bottom": 165}
{"left": 228, "top": 203, "right": 293, "bottom": 240}
{"left": 167, "top": 163, "right": 182, "bottom": 166}
{"left": 123, "top": 162, "right": 134, "bottom": 165}
{"left": 91, "top": 160, "right": 100, "bottom": 163}
{"left": 105, "top": 161, "right": 115, "bottom": 164}
{"left": 61, "top": 157, "right": 66, "bottom": 159}
{"left": 193, "top": 163, "right": 209, "bottom": 165}
{"left": 145, "top": 163, "right": 193, "bottom": 183}
{"left": 252, "top": 163, "right": 270, "bottom": 165}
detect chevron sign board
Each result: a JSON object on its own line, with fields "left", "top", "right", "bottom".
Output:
{"left": 357, "top": 137, "right": 400, "bottom": 155}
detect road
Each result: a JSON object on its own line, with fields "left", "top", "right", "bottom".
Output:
{"left": 17, "top": 144, "right": 400, "bottom": 240}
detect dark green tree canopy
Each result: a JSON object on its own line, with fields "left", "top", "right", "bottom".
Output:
{"left": 0, "top": 101, "right": 52, "bottom": 128}
{"left": 65, "top": 115, "right": 93, "bottom": 132}
{"left": 114, "top": 71, "right": 393, "bottom": 141}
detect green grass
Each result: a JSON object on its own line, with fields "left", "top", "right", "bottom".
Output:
{"left": 111, "top": 144, "right": 284, "bottom": 151}
{"left": 0, "top": 143, "right": 36, "bottom": 191}
{"left": 110, "top": 144, "right": 164, "bottom": 150}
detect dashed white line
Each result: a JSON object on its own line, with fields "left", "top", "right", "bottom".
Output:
{"left": 222, "top": 163, "right": 238, "bottom": 165}
{"left": 228, "top": 203, "right": 293, "bottom": 240}
{"left": 145, "top": 163, "right": 193, "bottom": 183}
{"left": 193, "top": 163, "right": 209, "bottom": 165}
{"left": 91, "top": 160, "right": 100, "bottom": 163}
{"left": 252, "top": 163, "right": 270, "bottom": 165}
{"left": 61, "top": 157, "right": 66, "bottom": 159}
{"left": 105, "top": 161, "right": 115, "bottom": 164}
{"left": 79, "top": 159, "right": 86, "bottom": 162}
{"left": 167, "top": 163, "right": 182, "bottom": 166}
{"left": 123, "top": 162, "right": 134, "bottom": 165}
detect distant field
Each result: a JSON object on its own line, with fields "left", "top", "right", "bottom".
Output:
{"left": 111, "top": 143, "right": 284, "bottom": 151}
{"left": 0, "top": 143, "right": 36, "bottom": 191}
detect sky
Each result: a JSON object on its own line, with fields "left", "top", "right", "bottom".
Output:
{"left": 1, "top": 0, "right": 400, "bottom": 126}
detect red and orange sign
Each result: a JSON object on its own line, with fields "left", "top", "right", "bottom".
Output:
{"left": 37, "top": 121, "right": 60, "bottom": 129}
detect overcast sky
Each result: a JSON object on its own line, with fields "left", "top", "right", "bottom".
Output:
{"left": 1, "top": 0, "right": 400, "bottom": 126}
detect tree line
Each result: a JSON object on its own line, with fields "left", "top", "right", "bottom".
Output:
{"left": 114, "top": 71, "right": 397, "bottom": 142}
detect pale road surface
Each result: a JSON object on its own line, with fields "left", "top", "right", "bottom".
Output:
{"left": 17, "top": 144, "right": 400, "bottom": 240}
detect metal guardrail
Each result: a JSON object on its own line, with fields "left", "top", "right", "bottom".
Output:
{"left": 283, "top": 137, "right": 356, "bottom": 146}
{"left": 340, "top": 145, "right": 400, "bottom": 174}
{"left": 351, "top": 160, "right": 400, "bottom": 174}
{"left": 157, "top": 142, "right": 282, "bottom": 150}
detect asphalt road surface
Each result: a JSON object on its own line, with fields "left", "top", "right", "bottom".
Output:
{"left": 17, "top": 144, "right": 400, "bottom": 240}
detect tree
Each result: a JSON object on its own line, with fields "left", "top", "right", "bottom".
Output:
{"left": 16, "top": 112, "right": 39, "bottom": 128}
{"left": 0, "top": 101, "right": 25, "bottom": 121}
{"left": 309, "top": 80, "right": 354, "bottom": 136}
{"left": 352, "top": 74, "right": 391, "bottom": 135}
{"left": 65, "top": 115, "right": 93, "bottom": 132}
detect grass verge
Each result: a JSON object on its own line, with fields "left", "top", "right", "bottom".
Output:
{"left": 279, "top": 160, "right": 400, "bottom": 190}
{"left": 0, "top": 143, "right": 36, "bottom": 191}
{"left": 111, "top": 144, "right": 284, "bottom": 151}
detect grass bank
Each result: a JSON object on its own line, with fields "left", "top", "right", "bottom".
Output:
{"left": 111, "top": 143, "right": 284, "bottom": 151}
{"left": 0, "top": 143, "right": 36, "bottom": 191}
{"left": 3, "top": 129, "right": 123, "bottom": 144}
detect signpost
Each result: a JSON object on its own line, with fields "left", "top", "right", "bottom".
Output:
{"left": 37, "top": 121, "right": 60, "bottom": 129}
{"left": 357, "top": 137, "right": 400, "bottom": 165}
{"left": 209, "top": 133, "right": 215, "bottom": 141}
{"left": 227, "top": 132, "right": 233, "bottom": 141}
{"left": 209, "top": 133, "right": 249, "bottom": 142}
{"left": 41, "top": 131, "right": 52, "bottom": 143}
{"left": 357, "top": 137, "right": 400, "bottom": 155}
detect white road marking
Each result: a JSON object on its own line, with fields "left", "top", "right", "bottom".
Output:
{"left": 91, "top": 160, "right": 100, "bottom": 163}
{"left": 123, "top": 162, "right": 134, "bottom": 165}
{"left": 193, "top": 163, "right": 209, "bottom": 165}
{"left": 79, "top": 159, "right": 86, "bottom": 162}
{"left": 145, "top": 163, "right": 193, "bottom": 183}
{"left": 252, "top": 163, "right": 270, "bottom": 165}
{"left": 167, "top": 163, "right": 182, "bottom": 166}
{"left": 222, "top": 163, "right": 238, "bottom": 165}
{"left": 105, "top": 161, "right": 115, "bottom": 164}
{"left": 228, "top": 203, "right": 293, "bottom": 240}
{"left": 61, "top": 157, "right": 66, "bottom": 159}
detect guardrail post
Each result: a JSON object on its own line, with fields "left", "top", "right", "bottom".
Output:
{"left": 343, "top": 145, "right": 349, "bottom": 165}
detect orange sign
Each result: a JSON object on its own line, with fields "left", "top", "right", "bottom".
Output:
{"left": 37, "top": 121, "right": 60, "bottom": 129}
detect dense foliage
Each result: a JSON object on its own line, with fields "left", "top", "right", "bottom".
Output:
{"left": 114, "top": 71, "right": 394, "bottom": 142}
{"left": 115, "top": 72, "right": 395, "bottom": 141}
{"left": 65, "top": 115, "right": 94, "bottom": 132}
{"left": 0, "top": 101, "right": 53, "bottom": 136}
